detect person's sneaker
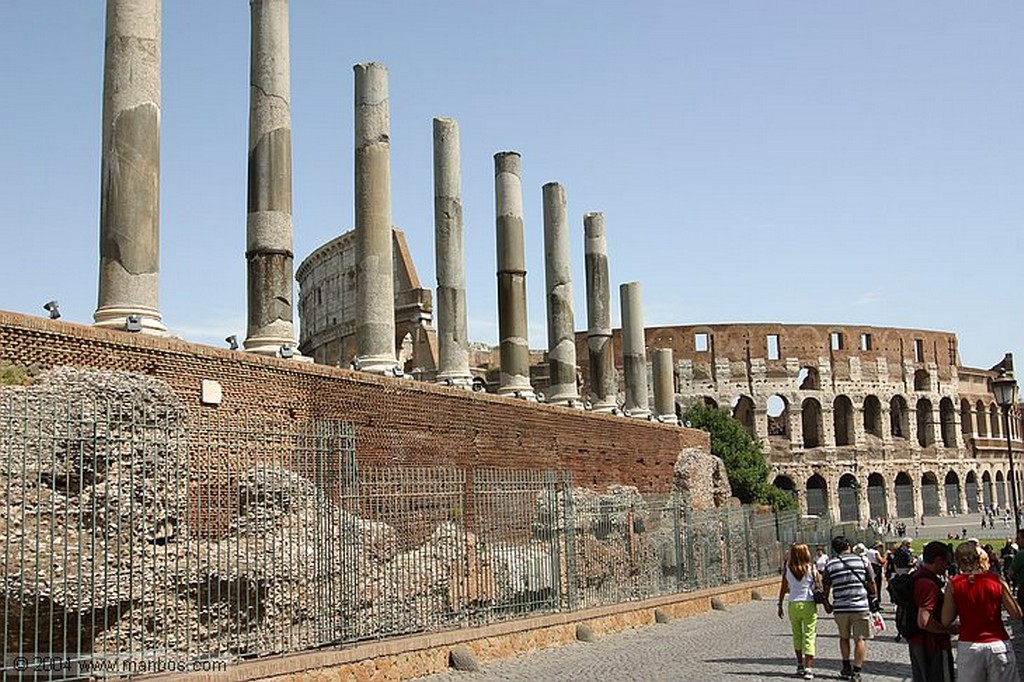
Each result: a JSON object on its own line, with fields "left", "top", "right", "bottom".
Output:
{"left": 849, "top": 673, "right": 861, "bottom": 682}
{"left": 839, "top": 668, "right": 852, "bottom": 680}
{"left": 796, "top": 665, "right": 805, "bottom": 676}
{"left": 803, "top": 670, "right": 814, "bottom": 680}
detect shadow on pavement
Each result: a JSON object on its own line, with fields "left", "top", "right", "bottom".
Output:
{"left": 706, "top": 655, "right": 912, "bottom": 680}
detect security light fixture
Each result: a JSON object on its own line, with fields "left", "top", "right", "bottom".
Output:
{"left": 225, "top": 335, "right": 239, "bottom": 350}
{"left": 279, "top": 344, "right": 294, "bottom": 359}
{"left": 125, "top": 314, "right": 142, "bottom": 332}
{"left": 43, "top": 300, "right": 60, "bottom": 320}
{"left": 390, "top": 365, "right": 404, "bottom": 378}
{"left": 350, "top": 358, "right": 362, "bottom": 371}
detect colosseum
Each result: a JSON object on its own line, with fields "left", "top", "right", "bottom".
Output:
{"left": 575, "top": 323, "right": 1023, "bottom": 523}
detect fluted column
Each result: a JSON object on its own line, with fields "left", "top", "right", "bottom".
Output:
{"left": 584, "top": 213, "right": 616, "bottom": 412}
{"left": 652, "top": 348, "right": 676, "bottom": 421}
{"left": 620, "top": 281, "right": 650, "bottom": 418}
{"left": 542, "top": 182, "right": 580, "bottom": 406}
{"left": 494, "top": 152, "right": 533, "bottom": 398}
{"left": 354, "top": 63, "right": 398, "bottom": 375}
{"left": 94, "top": 0, "right": 166, "bottom": 334}
{"left": 432, "top": 117, "right": 472, "bottom": 387}
{"left": 244, "top": 0, "right": 301, "bottom": 357}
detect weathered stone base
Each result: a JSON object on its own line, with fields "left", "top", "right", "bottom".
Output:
{"left": 151, "top": 576, "right": 776, "bottom": 682}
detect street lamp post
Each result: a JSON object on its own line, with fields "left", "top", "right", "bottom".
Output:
{"left": 993, "top": 370, "right": 1020, "bottom": 532}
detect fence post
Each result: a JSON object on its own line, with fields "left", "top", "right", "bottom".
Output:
{"left": 561, "top": 472, "right": 578, "bottom": 612}
{"left": 743, "top": 507, "right": 753, "bottom": 581}
{"left": 673, "top": 492, "right": 684, "bottom": 591}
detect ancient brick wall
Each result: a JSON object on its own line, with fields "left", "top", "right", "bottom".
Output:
{"left": 0, "top": 311, "right": 706, "bottom": 493}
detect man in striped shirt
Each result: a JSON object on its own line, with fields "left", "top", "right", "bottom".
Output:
{"left": 823, "top": 536, "right": 877, "bottom": 682}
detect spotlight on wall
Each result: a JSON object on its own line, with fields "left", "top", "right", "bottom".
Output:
{"left": 43, "top": 300, "right": 60, "bottom": 320}
{"left": 536, "top": 392, "right": 547, "bottom": 403}
{"left": 390, "top": 365, "right": 404, "bottom": 378}
{"left": 225, "top": 335, "right": 239, "bottom": 350}
{"left": 125, "top": 314, "right": 142, "bottom": 332}
{"left": 279, "top": 344, "right": 294, "bottom": 359}
{"left": 350, "top": 358, "right": 362, "bottom": 371}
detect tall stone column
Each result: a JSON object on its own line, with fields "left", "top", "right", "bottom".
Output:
{"left": 94, "top": 0, "right": 166, "bottom": 334}
{"left": 652, "top": 348, "right": 676, "bottom": 421}
{"left": 583, "top": 213, "right": 616, "bottom": 412}
{"left": 542, "top": 182, "right": 580, "bottom": 406}
{"left": 354, "top": 63, "right": 398, "bottom": 375}
{"left": 620, "top": 281, "right": 650, "bottom": 418}
{"left": 494, "top": 152, "right": 533, "bottom": 398}
{"left": 244, "top": 0, "right": 301, "bottom": 357}
{"left": 432, "top": 117, "right": 472, "bottom": 387}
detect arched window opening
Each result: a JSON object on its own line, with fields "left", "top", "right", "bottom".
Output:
{"left": 867, "top": 473, "right": 887, "bottom": 518}
{"left": 894, "top": 472, "right": 915, "bottom": 518}
{"left": 939, "top": 398, "right": 956, "bottom": 448}
{"left": 732, "top": 395, "right": 756, "bottom": 438}
{"left": 965, "top": 471, "right": 979, "bottom": 513}
{"left": 916, "top": 398, "right": 935, "bottom": 447}
{"left": 863, "top": 395, "right": 882, "bottom": 438}
{"left": 976, "top": 400, "right": 988, "bottom": 437}
{"left": 834, "top": 395, "right": 855, "bottom": 446}
{"left": 944, "top": 471, "right": 961, "bottom": 514}
{"left": 798, "top": 366, "right": 821, "bottom": 391}
{"left": 806, "top": 475, "right": 828, "bottom": 517}
{"left": 990, "top": 404, "right": 1001, "bottom": 439}
{"left": 890, "top": 396, "right": 909, "bottom": 439}
{"left": 838, "top": 474, "right": 859, "bottom": 522}
{"left": 773, "top": 475, "right": 797, "bottom": 501}
{"left": 767, "top": 395, "right": 789, "bottom": 438}
{"left": 996, "top": 471, "right": 1006, "bottom": 508}
{"left": 914, "top": 369, "right": 930, "bottom": 392}
{"left": 982, "top": 470, "right": 994, "bottom": 509}
{"left": 960, "top": 399, "right": 973, "bottom": 436}
{"left": 921, "top": 472, "right": 940, "bottom": 516}
{"left": 802, "top": 398, "right": 824, "bottom": 449}
{"left": 703, "top": 396, "right": 719, "bottom": 409}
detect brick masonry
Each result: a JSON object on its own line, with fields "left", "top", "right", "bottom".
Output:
{"left": 0, "top": 311, "right": 708, "bottom": 492}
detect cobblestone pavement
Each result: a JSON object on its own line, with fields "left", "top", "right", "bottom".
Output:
{"left": 418, "top": 600, "right": 919, "bottom": 681}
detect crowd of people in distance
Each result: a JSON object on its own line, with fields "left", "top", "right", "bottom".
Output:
{"left": 779, "top": 531, "right": 1024, "bottom": 682}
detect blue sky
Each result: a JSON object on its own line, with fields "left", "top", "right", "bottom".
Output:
{"left": 1, "top": 2, "right": 1021, "bottom": 369}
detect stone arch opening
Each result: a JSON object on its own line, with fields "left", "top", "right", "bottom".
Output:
{"left": 890, "top": 396, "right": 909, "bottom": 439}
{"left": 867, "top": 473, "right": 887, "bottom": 519}
{"left": 863, "top": 395, "right": 882, "bottom": 438}
{"left": 895, "top": 471, "right": 915, "bottom": 518}
{"left": 976, "top": 400, "right": 988, "bottom": 437}
{"left": 996, "top": 470, "right": 1007, "bottom": 508}
{"left": 767, "top": 395, "right": 789, "bottom": 438}
{"left": 773, "top": 475, "right": 797, "bottom": 501}
{"left": 834, "top": 395, "right": 855, "bottom": 446}
{"left": 982, "top": 470, "right": 994, "bottom": 508}
{"left": 702, "top": 396, "right": 719, "bottom": 409}
{"left": 838, "top": 474, "right": 859, "bottom": 522}
{"left": 916, "top": 398, "right": 935, "bottom": 447}
{"left": 798, "top": 366, "right": 821, "bottom": 390}
{"left": 965, "top": 471, "right": 979, "bottom": 513}
{"left": 921, "top": 472, "right": 940, "bottom": 516}
{"left": 990, "top": 404, "right": 1001, "bottom": 438}
{"left": 806, "top": 474, "right": 828, "bottom": 517}
{"left": 802, "top": 398, "right": 824, "bottom": 448}
{"left": 944, "top": 470, "right": 961, "bottom": 514}
{"left": 939, "top": 397, "right": 956, "bottom": 448}
{"left": 732, "top": 395, "right": 756, "bottom": 438}
{"left": 960, "top": 398, "right": 973, "bottom": 436}
{"left": 914, "top": 369, "right": 930, "bottom": 392}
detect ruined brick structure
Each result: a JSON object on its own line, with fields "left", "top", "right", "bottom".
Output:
{"left": 575, "top": 323, "right": 1024, "bottom": 522}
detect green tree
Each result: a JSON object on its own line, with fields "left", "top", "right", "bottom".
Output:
{"left": 683, "top": 402, "right": 796, "bottom": 511}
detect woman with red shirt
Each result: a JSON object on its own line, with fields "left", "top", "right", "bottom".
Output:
{"left": 941, "top": 542, "right": 1022, "bottom": 681}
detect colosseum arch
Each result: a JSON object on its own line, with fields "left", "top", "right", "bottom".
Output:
{"left": 891, "top": 396, "right": 909, "bottom": 439}
{"left": 838, "top": 474, "right": 859, "bottom": 522}
{"left": 802, "top": 398, "right": 824, "bottom": 448}
{"left": 767, "top": 394, "right": 789, "bottom": 438}
{"left": 798, "top": 366, "right": 821, "bottom": 391}
{"left": 982, "top": 470, "right": 993, "bottom": 508}
{"left": 806, "top": 474, "right": 828, "bottom": 516}
{"left": 976, "top": 400, "right": 988, "bottom": 437}
{"left": 939, "top": 397, "right": 957, "bottom": 448}
{"left": 703, "top": 396, "right": 719, "bottom": 409}
{"left": 989, "top": 404, "right": 1001, "bottom": 438}
{"left": 996, "top": 470, "right": 1006, "bottom": 508}
{"left": 965, "top": 471, "right": 979, "bottom": 512}
{"left": 944, "top": 471, "right": 960, "bottom": 514}
{"left": 773, "top": 474, "right": 797, "bottom": 501}
{"left": 863, "top": 395, "right": 882, "bottom": 438}
{"left": 895, "top": 472, "right": 915, "bottom": 518}
{"left": 834, "top": 395, "right": 855, "bottom": 446}
{"left": 916, "top": 398, "right": 935, "bottom": 447}
{"left": 732, "top": 395, "right": 756, "bottom": 438}
{"left": 914, "top": 369, "right": 930, "bottom": 392}
{"left": 867, "top": 472, "right": 887, "bottom": 518}
{"left": 921, "top": 472, "right": 940, "bottom": 516}
{"left": 960, "top": 398, "right": 973, "bottom": 437}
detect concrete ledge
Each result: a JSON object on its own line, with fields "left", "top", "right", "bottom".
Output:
{"left": 152, "top": 576, "right": 777, "bottom": 682}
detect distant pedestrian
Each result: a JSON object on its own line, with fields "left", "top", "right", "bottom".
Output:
{"left": 815, "top": 544, "right": 829, "bottom": 573}
{"left": 942, "top": 542, "right": 1022, "bottom": 682}
{"left": 823, "top": 535, "right": 876, "bottom": 681}
{"left": 778, "top": 543, "right": 820, "bottom": 680}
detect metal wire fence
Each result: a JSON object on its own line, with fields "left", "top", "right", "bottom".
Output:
{"left": 1, "top": 390, "right": 843, "bottom": 678}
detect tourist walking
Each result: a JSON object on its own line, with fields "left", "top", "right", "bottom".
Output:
{"left": 906, "top": 541, "right": 957, "bottom": 682}
{"left": 778, "top": 543, "right": 820, "bottom": 680}
{"left": 941, "top": 542, "right": 1022, "bottom": 682}
{"left": 823, "top": 536, "right": 876, "bottom": 681}
{"left": 865, "top": 542, "right": 886, "bottom": 611}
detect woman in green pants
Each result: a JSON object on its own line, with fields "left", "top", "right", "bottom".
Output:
{"left": 779, "top": 543, "right": 821, "bottom": 680}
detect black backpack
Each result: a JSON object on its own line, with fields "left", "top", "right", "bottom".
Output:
{"left": 887, "top": 571, "right": 942, "bottom": 638}
{"left": 894, "top": 546, "right": 913, "bottom": 568}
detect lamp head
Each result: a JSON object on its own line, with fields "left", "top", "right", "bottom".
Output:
{"left": 125, "top": 314, "right": 142, "bottom": 332}
{"left": 993, "top": 371, "right": 1018, "bottom": 408}
{"left": 43, "top": 300, "right": 60, "bottom": 319}
{"left": 279, "top": 344, "right": 294, "bottom": 359}
{"left": 225, "top": 335, "right": 238, "bottom": 350}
